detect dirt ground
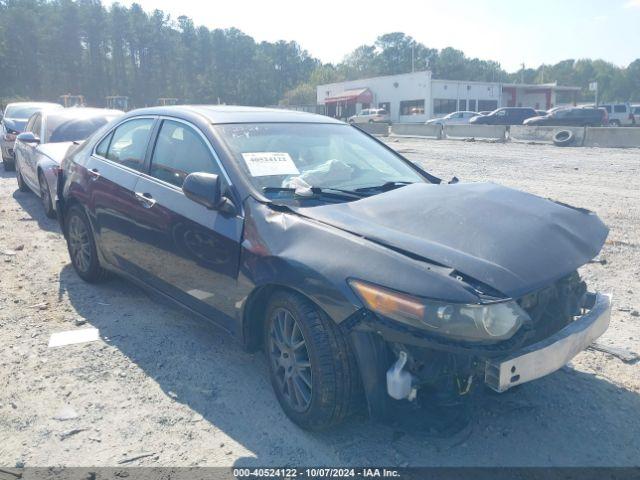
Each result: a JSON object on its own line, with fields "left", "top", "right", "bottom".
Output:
{"left": 0, "top": 139, "right": 639, "bottom": 467}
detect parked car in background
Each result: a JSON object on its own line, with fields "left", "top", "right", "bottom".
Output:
{"left": 57, "top": 105, "right": 610, "bottom": 430}
{"left": 596, "top": 103, "right": 635, "bottom": 127}
{"left": 535, "top": 110, "right": 548, "bottom": 117}
{"left": 478, "top": 111, "right": 492, "bottom": 116}
{"left": 14, "top": 108, "right": 122, "bottom": 217}
{"left": 523, "top": 107, "right": 608, "bottom": 127}
{"left": 348, "top": 108, "right": 389, "bottom": 124}
{"left": 426, "top": 111, "right": 479, "bottom": 125}
{"left": 632, "top": 105, "right": 640, "bottom": 123}
{"left": 1, "top": 102, "right": 62, "bottom": 170}
{"left": 469, "top": 107, "right": 537, "bottom": 125}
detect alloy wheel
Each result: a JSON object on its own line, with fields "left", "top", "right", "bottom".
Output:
{"left": 268, "top": 307, "right": 313, "bottom": 412}
{"left": 68, "top": 215, "right": 92, "bottom": 273}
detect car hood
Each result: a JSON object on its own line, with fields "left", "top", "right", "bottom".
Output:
{"left": 292, "top": 182, "right": 608, "bottom": 299}
{"left": 37, "top": 141, "right": 77, "bottom": 164}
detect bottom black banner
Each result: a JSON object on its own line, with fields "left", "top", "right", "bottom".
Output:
{"left": 1, "top": 467, "right": 639, "bottom": 480}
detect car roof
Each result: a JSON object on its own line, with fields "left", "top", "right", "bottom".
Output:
{"left": 6, "top": 102, "right": 62, "bottom": 109}
{"left": 43, "top": 108, "right": 123, "bottom": 119}
{"left": 125, "top": 105, "right": 344, "bottom": 125}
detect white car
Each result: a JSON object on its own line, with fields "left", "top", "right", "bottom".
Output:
{"left": 426, "top": 111, "right": 479, "bottom": 125}
{"left": 14, "top": 108, "right": 123, "bottom": 217}
{"left": 597, "top": 103, "right": 635, "bottom": 127}
{"left": 348, "top": 108, "right": 390, "bottom": 124}
{"left": 1, "top": 102, "right": 63, "bottom": 170}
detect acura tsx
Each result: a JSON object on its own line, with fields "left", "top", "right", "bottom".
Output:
{"left": 56, "top": 106, "right": 611, "bottom": 430}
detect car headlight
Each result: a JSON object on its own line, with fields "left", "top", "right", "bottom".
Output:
{"left": 349, "top": 279, "right": 528, "bottom": 342}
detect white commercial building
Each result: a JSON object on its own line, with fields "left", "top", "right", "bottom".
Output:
{"left": 317, "top": 71, "right": 579, "bottom": 123}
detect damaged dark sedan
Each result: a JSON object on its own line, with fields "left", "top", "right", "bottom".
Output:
{"left": 56, "top": 106, "right": 611, "bottom": 430}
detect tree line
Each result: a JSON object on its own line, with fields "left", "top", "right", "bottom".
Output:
{"left": 1, "top": 1, "right": 639, "bottom": 110}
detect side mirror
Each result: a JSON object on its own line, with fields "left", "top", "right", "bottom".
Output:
{"left": 183, "top": 172, "right": 235, "bottom": 215}
{"left": 17, "top": 132, "right": 40, "bottom": 144}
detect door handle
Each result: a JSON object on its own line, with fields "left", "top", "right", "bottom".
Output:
{"left": 88, "top": 168, "right": 100, "bottom": 181}
{"left": 135, "top": 191, "right": 156, "bottom": 208}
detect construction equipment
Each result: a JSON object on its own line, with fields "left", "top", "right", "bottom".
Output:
{"left": 59, "top": 94, "right": 85, "bottom": 108}
{"left": 105, "top": 96, "right": 129, "bottom": 111}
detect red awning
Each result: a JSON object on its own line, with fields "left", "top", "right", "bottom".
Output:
{"left": 324, "top": 88, "right": 373, "bottom": 104}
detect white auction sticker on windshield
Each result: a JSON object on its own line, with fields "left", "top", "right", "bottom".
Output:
{"left": 242, "top": 152, "right": 299, "bottom": 177}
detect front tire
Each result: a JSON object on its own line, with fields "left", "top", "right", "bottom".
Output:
{"left": 264, "top": 291, "right": 362, "bottom": 430}
{"left": 39, "top": 171, "right": 56, "bottom": 218}
{"left": 16, "top": 166, "right": 29, "bottom": 192}
{"left": 65, "top": 205, "right": 108, "bottom": 283}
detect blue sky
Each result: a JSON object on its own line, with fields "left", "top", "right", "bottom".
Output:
{"left": 113, "top": 0, "right": 640, "bottom": 71}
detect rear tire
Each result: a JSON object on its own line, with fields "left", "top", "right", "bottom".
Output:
{"left": 3, "top": 156, "right": 15, "bottom": 171}
{"left": 64, "top": 205, "right": 108, "bottom": 283}
{"left": 39, "top": 171, "right": 56, "bottom": 218}
{"left": 264, "top": 290, "right": 362, "bottom": 430}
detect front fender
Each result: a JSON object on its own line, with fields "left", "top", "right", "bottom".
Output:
{"left": 236, "top": 198, "right": 482, "bottom": 351}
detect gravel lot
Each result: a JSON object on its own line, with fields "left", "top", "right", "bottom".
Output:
{"left": 1, "top": 139, "right": 639, "bottom": 467}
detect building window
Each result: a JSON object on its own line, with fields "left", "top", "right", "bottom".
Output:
{"left": 378, "top": 102, "right": 390, "bottom": 114}
{"left": 478, "top": 100, "right": 498, "bottom": 112}
{"left": 459, "top": 99, "right": 467, "bottom": 111}
{"left": 469, "top": 99, "right": 477, "bottom": 111}
{"left": 433, "top": 99, "right": 457, "bottom": 115}
{"left": 400, "top": 100, "right": 425, "bottom": 116}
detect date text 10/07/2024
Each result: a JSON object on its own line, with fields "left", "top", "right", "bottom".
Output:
{"left": 233, "top": 468, "right": 401, "bottom": 478}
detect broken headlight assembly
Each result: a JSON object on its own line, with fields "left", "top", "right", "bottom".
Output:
{"left": 349, "top": 279, "right": 529, "bottom": 342}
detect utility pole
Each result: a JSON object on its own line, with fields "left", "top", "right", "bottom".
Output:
{"left": 520, "top": 63, "right": 525, "bottom": 84}
{"left": 589, "top": 81, "right": 598, "bottom": 106}
{"left": 411, "top": 45, "right": 415, "bottom": 73}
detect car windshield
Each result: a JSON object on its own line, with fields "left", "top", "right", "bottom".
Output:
{"left": 46, "top": 115, "right": 117, "bottom": 143}
{"left": 5, "top": 105, "right": 43, "bottom": 119}
{"left": 214, "top": 123, "right": 425, "bottom": 198}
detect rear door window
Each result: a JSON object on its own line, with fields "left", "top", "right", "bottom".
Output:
{"left": 614, "top": 104, "right": 627, "bottom": 113}
{"left": 102, "top": 118, "right": 154, "bottom": 171}
{"left": 149, "top": 120, "right": 224, "bottom": 188}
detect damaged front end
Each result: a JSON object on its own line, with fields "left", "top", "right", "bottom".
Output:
{"left": 345, "top": 271, "right": 611, "bottom": 420}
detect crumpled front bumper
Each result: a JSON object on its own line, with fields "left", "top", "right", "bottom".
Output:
{"left": 485, "top": 293, "right": 611, "bottom": 392}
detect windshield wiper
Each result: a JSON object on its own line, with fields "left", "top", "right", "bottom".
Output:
{"left": 354, "top": 181, "right": 414, "bottom": 193}
{"left": 263, "top": 186, "right": 364, "bottom": 200}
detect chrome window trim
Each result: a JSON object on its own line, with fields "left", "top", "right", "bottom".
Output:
{"left": 90, "top": 114, "right": 242, "bottom": 217}
{"left": 150, "top": 115, "right": 233, "bottom": 186}
{"left": 139, "top": 116, "right": 243, "bottom": 219}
